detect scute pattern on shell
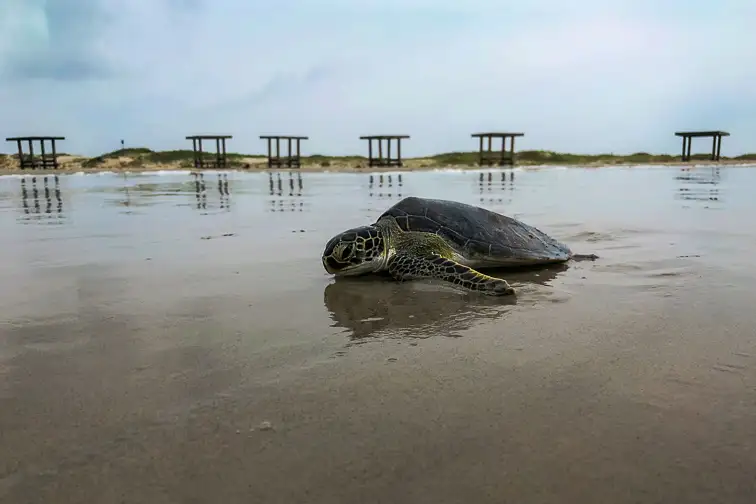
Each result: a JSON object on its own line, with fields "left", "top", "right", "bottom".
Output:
{"left": 376, "top": 197, "right": 572, "bottom": 265}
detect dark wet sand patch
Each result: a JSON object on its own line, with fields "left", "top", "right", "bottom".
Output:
{"left": 2, "top": 270, "right": 756, "bottom": 503}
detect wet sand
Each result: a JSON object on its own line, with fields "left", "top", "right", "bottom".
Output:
{"left": 1, "top": 165, "right": 756, "bottom": 503}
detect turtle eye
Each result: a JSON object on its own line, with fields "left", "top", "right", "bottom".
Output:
{"left": 341, "top": 244, "right": 353, "bottom": 259}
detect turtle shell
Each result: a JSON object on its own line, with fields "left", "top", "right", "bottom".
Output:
{"left": 376, "top": 196, "right": 572, "bottom": 267}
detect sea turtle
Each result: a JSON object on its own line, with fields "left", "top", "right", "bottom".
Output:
{"left": 321, "top": 196, "right": 598, "bottom": 296}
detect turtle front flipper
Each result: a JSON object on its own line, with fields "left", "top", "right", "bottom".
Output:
{"left": 387, "top": 252, "right": 515, "bottom": 296}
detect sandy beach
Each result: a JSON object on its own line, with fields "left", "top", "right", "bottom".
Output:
{"left": 1, "top": 165, "right": 756, "bottom": 503}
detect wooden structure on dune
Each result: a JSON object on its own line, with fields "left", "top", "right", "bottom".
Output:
{"left": 5, "top": 136, "right": 66, "bottom": 170}
{"left": 260, "top": 135, "right": 308, "bottom": 168}
{"left": 186, "top": 135, "right": 232, "bottom": 168}
{"left": 471, "top": 132, "right": 524, "bottom": 166}
{"left": 674, "top": 131, "right": 729, "bottom": 162}
{"left": 360, "top": 135, "right": 410, "bottom": 167}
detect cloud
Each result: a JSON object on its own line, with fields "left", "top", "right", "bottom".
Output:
{"left": 0, "top": 0, "right": 114, "bottom": 80}
{"left": 1, "top": 0, "right": 754, "bottom": 157}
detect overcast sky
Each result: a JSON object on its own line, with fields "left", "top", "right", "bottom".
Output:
{"left": 1, "top": 0, "right": 754, "bottom": 157}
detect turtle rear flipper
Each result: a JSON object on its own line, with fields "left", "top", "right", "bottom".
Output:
{"left": 387, "top": 252, "right": 515, "bottom": 296}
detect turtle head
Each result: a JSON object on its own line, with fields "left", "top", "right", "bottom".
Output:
{"left": 322, "top": 225, "right": 386, "bottom": 276}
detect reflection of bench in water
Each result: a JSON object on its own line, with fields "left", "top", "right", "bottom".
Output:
{"left": 368, "top": 173, "right": 403, "bottom": 199}
{"left": 267, "top": 172, "right": 305, "bottom": 212}
{"left": 268, "top": 171, "right": 303, "bottom": 196}
{"left": 20, "top": 175, "right": 64, "bottom": 217}
{"left": 477, "top": 170, "right": 515, "bottom": 204}
{"left": 191, "top": 172, "right": 231, "bottom": 210}
{"left": 675, "top": 167, "right": 722, "bottom": 202}
{"left": 268, "top": 200, "right": 304, "bottom": 212}
{"left": 675, "top": 167, "right": 721, "bottom": 184}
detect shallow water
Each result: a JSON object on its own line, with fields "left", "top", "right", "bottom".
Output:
{"left": 1, "top": 165, "right": 756, "bottom": 503}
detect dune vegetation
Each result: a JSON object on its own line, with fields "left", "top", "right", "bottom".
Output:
{"left": 1, "top": 147, "right": 755, "bottom": 173}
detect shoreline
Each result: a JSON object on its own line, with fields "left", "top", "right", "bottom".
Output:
{"left": 2, "top": 147, "right": 756, "bottom": 176}
{"left": 1, "top": 158, "right": 754, "bottom": 177}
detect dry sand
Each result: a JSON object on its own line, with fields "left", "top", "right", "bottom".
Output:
{"left": 1, "top": 166, "right": 755, "bottom": 503}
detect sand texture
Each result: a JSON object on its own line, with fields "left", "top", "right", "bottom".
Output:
{"left": 1, "top": 165, "right": 756, "bottom": 503}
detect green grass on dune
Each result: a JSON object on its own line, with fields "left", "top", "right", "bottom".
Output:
{"left": 144, "top": 150, "right": 261, "bottom": 164}
{"left": 80, "top": 148, "right": 370, "bottom": 169}
{"left": 301, "top": 154, "right": 367, "bottom": 167}
{"left": 425, "top": 150, "right": 756, "bottom": 166}
{"left": 81, "top": 147, "right": 265, "bottom": 168}
{"left": 285, "top": 150, "right": 756, "bottom": 167}
{"left": 6, "top": 147, "right": 756, "bottom": 169}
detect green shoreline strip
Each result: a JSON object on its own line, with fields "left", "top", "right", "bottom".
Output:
{"left": 2, "top": 148, "right": 756, "bottom": 169}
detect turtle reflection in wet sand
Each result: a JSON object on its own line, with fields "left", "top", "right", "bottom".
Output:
{"left": 323, "top": 265, "right": 565, "bottom": 340}
{"left": 322, "top": 196, "right": 598, "bottom": 296}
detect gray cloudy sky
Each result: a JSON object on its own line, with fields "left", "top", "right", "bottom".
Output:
{"left": 1, "top": 0, "right": 754, "bottom": 157}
